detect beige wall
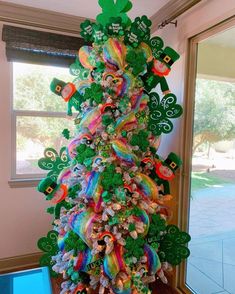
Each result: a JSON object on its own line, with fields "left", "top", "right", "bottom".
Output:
{"left": 0, "top": 22, "right": 51, "bottom": 259}
{"left": 197, "top": 43, "right": 235, "bottom": 81}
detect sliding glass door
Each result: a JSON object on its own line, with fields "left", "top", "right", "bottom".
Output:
{"left": 186, "top": 25, "right": 235, "bottom": 294}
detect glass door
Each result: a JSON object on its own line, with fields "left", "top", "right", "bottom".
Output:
{"left": 186, "top": 26, "right": 235, "bottom": 294}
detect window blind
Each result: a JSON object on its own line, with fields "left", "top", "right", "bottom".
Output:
{"left": 2, "top": 25, "right": 87, "bottom": 66}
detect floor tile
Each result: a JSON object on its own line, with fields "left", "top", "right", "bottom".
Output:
{"left": 188, "top": 257, "right": 223, "bottom": 287}
{"left": 186, "top": 263, "right": 224, "bottom": 294}
{"left": 223, "top": 237, "right": 235, "bottom": 266}
{"left": 211, "top": 291, "right": 230, "bottom": 294}
{"left": 189, "top": 240, "right": 223, "bottom": 263}
{"left": 223, "top": 263, "right": 235, "bottom": 294}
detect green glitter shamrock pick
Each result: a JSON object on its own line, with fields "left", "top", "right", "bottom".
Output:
{"left": 62, "top": 128, "right": 70, "bottom": 139}
{"left": 37, "top": 230, "right": 59, "bottom": 277}
{"left": 126, "top": 49, "right": 147, "bottom": 76}
{"left": 96, "top": 0, "right": 132, "bottom": 27}
{"left": 101, "top": 164, "right": 123, "bottom": 191}
{"left": 125, "top": 236, "right": 145, "bottom": 259}
{"left": 159, "top": 225, "right": 191, "bottom": 265}
{"left": 80, "top": 19, "right": 95, "bottom": 42}
{"left": 92, "top": 24, "right": 108, "bottom": 44}
{"left": 64, "top": 231, "right": 87, "bottom": 252}
{"left": 75, "top": 144, "right": 96, "bottom": 166}
{"left": 132, "top": 15, "right": 152, "bottom": 42}
{"left": 148, "top": 36, "right": 164, "bottom": 59}
{"left": 124, "top": 26, "right": 143, "bottom": 48}
{"left": 106, "top": 17, "right": 125, "bottom": 36}
{"left": 84, "top": 83, "right": 104, "bottom": 106}
{"left": 47, "top": 200, "right": 74, "bottom": 219}
{"left": 38, "top": 147, "right": 69, "bottom": 181}
{"left": 70, "top": 58, "right": 90, "bottom": 80}
{"left": 130, "top": 130, "right": 149, "bottom": 152}
{"left": 101, "top": 191, "right": 113, "bottom": 203}
{"left": 148, "top": 92, "right": 183, "bottom": 136}
{"left": 147, "top": 213, "right": 166, "bottom": 239}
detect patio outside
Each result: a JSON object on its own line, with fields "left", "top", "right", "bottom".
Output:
{"left": 186, "top": 143, "right": 235, "bottom": 294}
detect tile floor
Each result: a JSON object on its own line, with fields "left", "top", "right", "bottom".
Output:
{"left": 186, "top": 184, "right": 235, "bottom": 294}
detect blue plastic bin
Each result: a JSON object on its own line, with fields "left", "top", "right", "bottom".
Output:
{"left": 0, "top": 267, "right": 52, "bottom": 294}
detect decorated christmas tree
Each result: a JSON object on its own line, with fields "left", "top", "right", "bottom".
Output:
{"left": 37, "top": 1, "right": 191, "bottom": 293}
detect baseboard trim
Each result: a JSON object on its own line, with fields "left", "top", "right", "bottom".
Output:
{"left": 0, "top": 252, "right": 42, "bottom": 273}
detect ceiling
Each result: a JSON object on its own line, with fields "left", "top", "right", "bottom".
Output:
{"left": 2, "top": 0, "right": 170, "bottom": 19}
{"left": 203, "top": 26, "right": 235, "bottom": 49}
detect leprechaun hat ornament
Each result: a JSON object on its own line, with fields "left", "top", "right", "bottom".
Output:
{"left": 36, "top": 0, "right": 191, "bottom": 293}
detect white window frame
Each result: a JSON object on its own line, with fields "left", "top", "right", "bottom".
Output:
{"left": 9, "top": 62, "right": 69, "bottom": 187}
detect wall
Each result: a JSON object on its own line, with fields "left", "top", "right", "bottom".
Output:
{"left": 197, "top": 42, "right": 235, "bottom": 81}
{"left": 0, "top": 22, "right": 52, "bottom": 260}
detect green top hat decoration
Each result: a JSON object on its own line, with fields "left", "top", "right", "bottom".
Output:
{"left": 50, "top": 78, "right": 66, "bottom": 96}
{"left": 163, "top": 152, "right": 182, "bottom": 172}
{"left": 158, "top": 47, "right": 180, "bottom": 68}
{"left": 38, "top": 177, "right": 58, "bottom": 200}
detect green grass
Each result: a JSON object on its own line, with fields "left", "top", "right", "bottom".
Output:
{"left": 191, "top": 172, "right": 233, "bottom": 191}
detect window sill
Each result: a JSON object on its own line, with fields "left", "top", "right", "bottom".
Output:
{"left": 8, "top": 178, "right": 41, "bottom": 188}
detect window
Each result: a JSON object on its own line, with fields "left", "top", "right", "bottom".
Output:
{"left": 12, "top": 62, "right": 74, "bottom": 180}
{"left": 1, "top": 25, "right": 86, "bottom": 184}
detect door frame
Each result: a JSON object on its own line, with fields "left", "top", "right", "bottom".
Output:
{"left": 177, "top": 15, "right": 235, "bottom": 294}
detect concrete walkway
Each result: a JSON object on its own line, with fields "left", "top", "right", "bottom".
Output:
{"left": 186, "top": 184, "right": 235, "bottom": 294}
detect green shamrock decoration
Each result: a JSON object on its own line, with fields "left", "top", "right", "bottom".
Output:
{"left": 47, "top": 201, "right": 74, "bottom": 219}
{"left": 132, "top": 275, "right": 149, "bottom": 294}
{"left": 130, "top": 130, "right": 149, "bottom": 152}
{"left": 67, "top": 262, "right": 82, "bottom": 283}
{"left": 101, "top": 191, "right": 113, "bottom": 203}
{"left": 55, "top": 201, "right": 74, "bottom": 219}
{"left": 124, "top": 236, "right": 145, "bottom": 259}
{"left": 129, "top": 223, "right": 136, "bottom": 232}
{"left": 80, "top": 20, "right": 94, "bottom": 42}
{"left": 131, "top": 206, "right": 142, "bottom": 217}
{"left": 124, "top": 26, "right": 143, "bottom": 48}
{"left": 70, "top": 58, "right": 90, "bottom": 80}
{"left": 135, "top": 111, "right": 148, "bottom": 124}
{"left": 148, "top": 92, "right": 183, "bottom": 136}
{"left": 84, "top": 83, "right": 103, "bottom": 106}
{"left": 132, "top": 16, "right": 152, "bottom": 42}
{"left": 118, "top": 95, "right": 130, "bottom": 113}
{"left": 102, "top": 114, "right": 114, "bottom": 127}
{"left": 108, "top": 215, "right": 119, "bottom": 225}
{"left": 126, "top": 49, "right": 147, "bottom": 76}
{"left": 147, "top": 213, "right": 166, "bottom": 239}
{"left": 38, "top": 147, "right": 69, "bottom": 181}
{"left": 92, "top": 24, "right": 108, "bottom": 44}
{"left": 96, "top": 0, "right": 132, "bottom": 27}
{"left": 75, "top": 144, "right": 96, "bottom": 165}
{"left": 148, "top": 36, "right": 164, "bottom": 59}
{"left": 106, "top": 17, "right": 125, "bottom": 36}
{"left": 158, "top": 225, "right": 191, "bottom": 265}
{"left": 64, "top": 231, "right": 87, "bottom": 252}
{"left": 68, "top": 183, "right": 81, "bottom": 199}
{"left": 101, "top": 164, "right": 123, "bottom": 191}
{"left": 37, "top": 230, "right": 59, "bottom": 277}
{"left": 62, "top": 128, "right": 70, "bottom": 139}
